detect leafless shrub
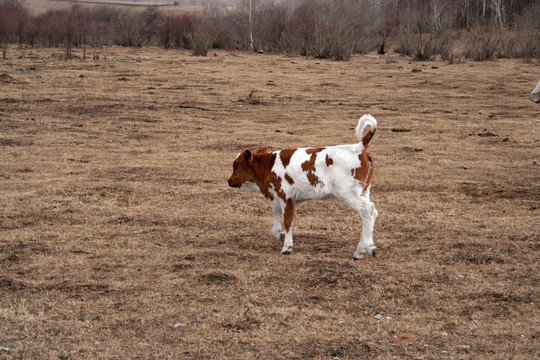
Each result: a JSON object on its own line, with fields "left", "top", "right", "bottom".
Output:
{"left": 63, "top": 4, "right": 86, "bottom": 60}
{"left": 499, "top": 4, "right": 540, "bottom": 60}
{"left": 185, "top": 18, "right": 217, "bottom": 56}
{"left": 255, "top": 2, "right": 288, "bottom": 53}
{"left": 354, "top": 33, "right": 381, "bottom": 55}
{"left": 311, "top": 20, "right": 355, "bottom": 61}
{"left": 114, "top": 10, "right": 145, "bottom": 47}
{"left": 500, "top": 30, "right": 540, "bottom": 59}
{"left": 113, "top": 7, "right": 161, "bottom": 47}
{"left": 514, "top": 30, "right": 540, "bottom": 59}
{"left": 463, "top": 27, "right": 502, "bottom": 61}
{"left": 0, "top": 0, "right": 29, "bottom": 58}
{"left": 284, "top": 0, "right": 378, "bottom": 61}
{"left": 396, "top": 32, "right": 453, "bottom": 61}
{"left": 158, "top": 14, "right": 193, "bottom": 49}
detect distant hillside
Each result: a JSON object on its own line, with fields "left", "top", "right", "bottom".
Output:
{"left": 19, "top": 0, "right": 234, "bottom": 15}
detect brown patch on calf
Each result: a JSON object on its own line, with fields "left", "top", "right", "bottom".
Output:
{"left": 305, "top": 172, "right": 321, "bottom": 187}
{"left": 260, "top": 171, "right": 288, "bottom": 204}
{"left": 270, "top": 173, "right": 286, "bottom": 200}
{"left": 279, "top": 149, "right": 297, "bottom": 168}
{"left": 306, "top": 147, "right": 324, "bottom": 155}
{"left": 362, "top": 128, "right": 376, "bottom": 147}
{"left": 284, "top": 173, "right": 294, "bottom": 185}
{"left": 366, "top": 154, "right": 374, "bottom": 185}
{"left": 255, "top": 152, "right": 277, "bottom": 186}
{"left": 351, "top": 149, "right": 374, "bottom": 189}
{"left": 301, "top": 148, "right": 324, "bottom": 186}
{"left": 283, "top": 198, "right": 295, "bottom": 232}
{"left": 325, "top": 154, "right": 334, "bottom": 167}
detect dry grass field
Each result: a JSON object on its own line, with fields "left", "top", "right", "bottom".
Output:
{"left": 1, "top": 46, "right": 539, "bottom": 359}
{"left": 20, "top": 0, "right": 203, "bottom": 15}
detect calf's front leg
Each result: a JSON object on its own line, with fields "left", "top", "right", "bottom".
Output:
{"left": 271, "top": 201, "right": 284, "bottom": 241}
{"left": 280, "top": 198, "right": 295, "bottom": 254}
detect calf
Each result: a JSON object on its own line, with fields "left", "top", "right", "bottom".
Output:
{"left": 228, "top": 114, "right": 378, "bottom": 259}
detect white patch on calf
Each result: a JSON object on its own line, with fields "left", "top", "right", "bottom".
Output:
{"left": 240, "top": 181, "right": 260, "bottom": 191}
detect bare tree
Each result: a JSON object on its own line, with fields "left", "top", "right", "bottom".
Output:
{"left": 431, "top": 0, "right": 449, "bottom": 31}
{"left": 0, "top": 2, "right": 13, "bottom": 59}
{"left": 490, "top": 0, "right": 506, "bottom": 30}
{"left": 287, "top": 0, "right": 317, "bottom": 57}
{"left": 64, "top": 4, "right": 77, "bottom": 59}
{"left": 457, "top": 0, "right": 472, "bottom": 29}
{"left": 65, "top": 4, "right": 88, "bottom": 59}
{"left": 0, "top": 0, "right": 29, "bottom": 59}
{"left": 248, "top": 0, "right": 254, "bottom": 51}
{"left": 256, "top": 2, "right": 289, "bottom": 53}
{"left": 12, "top": 0, "right": 28, "bottom": 48}
{"left": 235, "top": 0, "right": 260, "bottom": 51}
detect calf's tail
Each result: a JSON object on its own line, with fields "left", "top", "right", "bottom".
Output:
{"left": 355, "top": 114, "right": 377, "bottom": 147}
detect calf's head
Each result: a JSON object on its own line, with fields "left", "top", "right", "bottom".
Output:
{"left": 228, "top": 149, "right": 256, "bottom": 188}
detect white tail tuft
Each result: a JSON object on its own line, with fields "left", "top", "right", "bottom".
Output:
{"left": 355, "top": 114, "right": 378, "bottom": 146}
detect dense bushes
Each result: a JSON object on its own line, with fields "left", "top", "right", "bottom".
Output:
{"left": 185, "top": 17, "right": 219, "bottom": 56}
{"left": 463, "top": 27, "right": 502, "bottom": 61}
{"left": 0, "top": 0, "right": 538, "bottom": 61}
{"left": 396, "top": 32, "right": 453, "bottom": 61}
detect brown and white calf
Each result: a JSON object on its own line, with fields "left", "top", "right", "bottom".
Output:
{"left": 228, "top": 114, "right": 378, "bottom": 259}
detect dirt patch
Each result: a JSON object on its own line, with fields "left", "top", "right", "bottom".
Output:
{"left": 0, "top": 73, "right": 16, "bottom": 83}
{"left": 0, "top": 138, "right": 23, "bottom": 146}
{"left": 199, "top": 272, "right": 238, "bottom": 285}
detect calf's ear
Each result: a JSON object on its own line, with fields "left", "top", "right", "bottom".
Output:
{"left": 242, "top": 149, "right": 252, "bottom": 161}
{"left": 257, "top": 146, "right": 269, "bottom": 154}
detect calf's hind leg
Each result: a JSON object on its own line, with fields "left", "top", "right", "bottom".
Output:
{"left": 346, "top": 196, "right": 378, "bottom": 259}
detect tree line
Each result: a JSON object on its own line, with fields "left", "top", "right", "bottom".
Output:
{"left": 0, "top": 0, "right": 538, "bottom": 61}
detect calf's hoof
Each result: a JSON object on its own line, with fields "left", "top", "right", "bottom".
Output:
{"left": 353, "top": 245, "right": 377, "bottom": 260}
{"left": 281, "top": 245, "right": 293, "bottom": 254}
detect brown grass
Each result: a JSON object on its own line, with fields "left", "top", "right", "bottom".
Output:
{"left": 1, "top": 47, "right": 539, "bottom": 359}
{"left": 20, "top": 0, "right": 204, "bottom": 15}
